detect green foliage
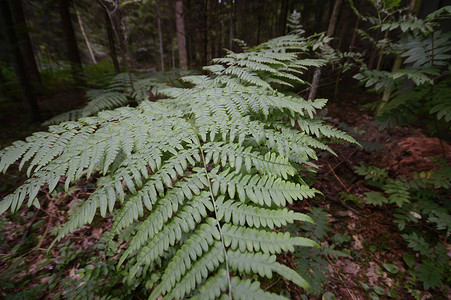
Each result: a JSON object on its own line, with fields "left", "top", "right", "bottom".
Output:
{"left": 45, "top": 70, "right": 191, "bottom": 125}
{"left": 285, "top": 207, "right": 348, "bottom": 296}
{"left": 0, "top": 33, "right": 356, "bottom": 298}
{"left": 353, "top": 4, "right": 451, "bottom": 129}
{"left": 355, "top": 161, "right": 451, "bottom": 293}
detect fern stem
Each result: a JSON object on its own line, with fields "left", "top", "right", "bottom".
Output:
{"left": 190, "top": 119, "right": 233, "bottom": 298}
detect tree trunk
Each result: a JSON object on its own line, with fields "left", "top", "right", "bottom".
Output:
{"left": 348, "top": 17, "right": 360, "bottom": 52}
{"left": 336, "top": 6, "right": 350, "bottom": 51}
{"left": 309, "top": 69, "right": 322, "bottom": 100}
{"left": 229, "top": 0, "right": 234, "bottom": 49}
{"left": 0, "top": 60, "right": 19, "bottom": 102}
{"left": 377, "top": 0, "right": 422, "bottom": 113}
{"left": 156, "top": 0, "right": 165, "bottom": 71}
{"left": 326, "top": 0, "right": 342, "bottom": 37}
{"left": 57, "top": 0, "right": 85, "bottom": 87}
{"left": 172, "top": 38, "right": 176, "bottom": 69}
{"left": 175, "top": 0, "right": 188, "bottom": 69}
{"left": 204, "top": 0, "right": 211, "bottom": 65}
{"left": 314, "top": 0, "right": 326, "bottom": 32}
{"left": 75, "top": 5, "right": 97, "bottom": 64}
{"left": 257, "top": 0, "right": 266, "bottom": 44}
{"left": 308, "top": 0, "right": 342, "bottom": 100}
{"left": 9, "top": 0, "right": 42, "bottom": 89}
{"left": 98, "top": 0, "right": 134, "bottom": 91}
{"left": 278, "top": 0, "right": 289, "bottom": 36}
{"left": 105, "top": 10, "right": 120, "bottom": 74}
{"left": 0, "top": 0, "right": 41, "bottom": 121}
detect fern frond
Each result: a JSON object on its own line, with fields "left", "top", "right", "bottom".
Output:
{"left": 223, "top": 223, "right": 318, "bottom": 254}
{"left": 227, "top": 249, "right": 311, "bottom": 290}
{"left": 0, "top": 32, "right": 356, "bottom": 299}
{"left": 216, "top": 197, "right": 314, "bottom": 228}
{"left": 152, "top": 241, "right": 225, "bottom": 300}
{"left": 210, "top": 168, "right": 317, "bottom": 206}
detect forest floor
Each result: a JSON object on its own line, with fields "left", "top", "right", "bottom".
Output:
{"left": 0, "top": 86, "right": 450, "bottom": 299}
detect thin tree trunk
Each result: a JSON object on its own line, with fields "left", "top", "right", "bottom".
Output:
{"left": 9, "top": 0, "right": 42, "bottom": 89}
{"left": 172, "top": 39, "right": 176, "bottom": 69}
{"left": 98, "top": 0, "right": 134, "bottom": 91}
{"left": 377, "top": 0, "right": 422, "bottom": 113}
{"left": 326, "top": 0, "right": 342, "bottom": 37}
{"left": 348, "top": 17, "right": 360, "bottom": 52}
{"left": 105, "top": 10, "right": 120, "bottom": 74}
{"left": 336, "top": 2, "right": 350, "bottom": 50}
{"left": 156, "top": 0, "right": 165, "bottom": 71}
{"left": 57, "top": 0, "right": 85, "bottom": 87}
{"left": 0, "top": 59, "right": 19, "bottom": 102}
{"left": 175, "top": 0, "right": 188, "bottom": 69}
{"left": 309, "top": 69, "right": 322, "bottom": 100}
{"left": 75, "top": 5, "right": 97, "bottom": 64}
{"left": 314, "top": 0, "right": 326, "bottom": 32}
{"left": 0, "top": 0, "right": 41, "bottom": 121}
{"left": 278, "top": 0, "right": 289, "bottom": 36}
{"left": 229, "top": 0, "right": 234, "bottom": 49}
{"left": 257, "top": 0, "right": 266, "bottom": 44}
{"left": 204, "top": 0, "right": 211, "bottom": 65}
{"left": 376, "top": 30, "right": 389, "bottom": 71}
{"left": 308, "top": 0, "right": 342, "bottom": 100}
{"left": 377, "top": 57, "right": 402, "bottom": 113}
{"left": 221, "top": 20, "right": 225, "bottom": 54}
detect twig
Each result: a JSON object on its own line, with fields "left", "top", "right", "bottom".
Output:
{"left": 324, "top": 149, "right": 358, "bottom": 176}
{"left": 327, "top": 257, "right": 359, "bottom": 300}
{"left": 327, "top": 163, "right": 350, "bottom": 193}
{"left": 36, "top": 214, "right": 53, "bottom": 249}
{"left": 17, "top": 208, "right": 41, "bottom": 249}
{"left": 328, "top": 196, "right": 363, "bottom": 217}
{"left": 329, "top": 278, "right": 364, "bottom": 289}
{"left": 263, "top": 277, "right": 282, "bottom": 291}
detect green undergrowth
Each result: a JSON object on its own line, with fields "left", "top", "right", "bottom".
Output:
{"left": 354, "top": 160, "right": 451, "bottom": 297}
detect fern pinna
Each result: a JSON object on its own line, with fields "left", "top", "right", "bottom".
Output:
{"left": 0, "top": 34, "right": 355, "bottom": 298}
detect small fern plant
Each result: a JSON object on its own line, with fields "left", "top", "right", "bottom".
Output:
{"left": 0, "top": 33, "right": 355, "bottom": 298}
{"left": 355, "top": 162, "right": 451, "bottom": 291}
{"left": 45, "top": 70, "right": 191, "bottom": 125}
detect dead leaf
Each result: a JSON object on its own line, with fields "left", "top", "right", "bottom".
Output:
{"left": 353, "top": 234, "right": 363, "bottom": 250}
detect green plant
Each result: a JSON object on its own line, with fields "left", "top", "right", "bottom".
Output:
{"left": 0, "top": 33, "right": 355, "bottom": 298}
{"left": 287, "top": 207, "right": 347, "bottom": 297}
{"left": 352, "top": 4, "right": 451, "bottom": 129}
{"left": 355, "top": 162, "right": 451, "bottom": 294}
{"left": 45, "top": 69, "right": 193, "bottom": 125}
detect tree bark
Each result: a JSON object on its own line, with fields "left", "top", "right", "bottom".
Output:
{"left": 104, "top": 10, "right": 120, "bottom": 74}
{"left": 0, "top": 0, "right": 41, "bottom": 121}
{"left": 156, "top": 0, "right": 165, "bottom": 71}
{"left": 229, "top": 0, "right": 234, "bottom": 49}
{"left": 57, "top": 0, "right": 85, "bottom": 87}
{"left": 75, "top": 5, "right": 97, "bottom": 64}
{"left": 172, "top": 38, "right": 176, "bottom": 69}
{"left": 326, "top": 0, "right": 342, "bottom": 37}
{"left": 314, "top": 0, "right": 326, "bottom": 33}
{"left": 308, "top": 0, "right": 342, "bottom": 100}
{"left": 204, "top": 0, "right": 211, "bottom": 65}
{"left": 98, "top": 0, "right": 134, "bottom": 91}
{"left": 175, "top": 0, "right": 188, "bottom": 69}
{"left": 9, "top": 0, "right": 42, "bottom": 89}
{"left": 278, "top": 0, "right": 289, "bottom": 36}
